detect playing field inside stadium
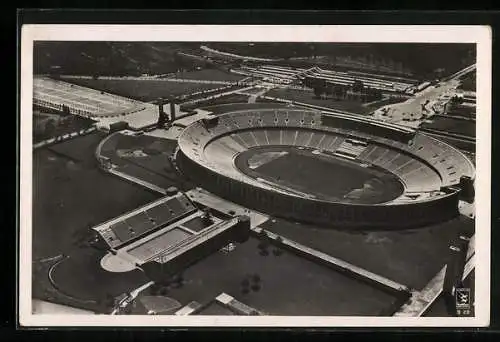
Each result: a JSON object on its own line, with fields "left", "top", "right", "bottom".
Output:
{"left": 235, "top": 147, "right": 404, "bottom": 204}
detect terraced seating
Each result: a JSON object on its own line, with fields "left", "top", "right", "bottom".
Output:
{"left": 178, "top": 108, "right": 474, "bottom": 205}
{"left": 335, "top": 139, "right": 368, "bottom": 158}
{"left": 127, "top": 228, "right": 191, "bottom": 261}
{"left": 404, "top": 134, "right": 474, "bottom": 186}
{"left": 34, "top": 77, "right": 142, "bottom": 117}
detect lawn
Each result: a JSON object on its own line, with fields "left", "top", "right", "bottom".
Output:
{"left": 265, "top": 88, "right": 373, "bottom": 114}
{"left": 32, "top": 133, "right": 161, "bottom": 260}
{"left": 245, "top": 149, "right": 402, "bottom": 203}
{"left": 169, "top": 69, "right": 246, "bottom": 82}
{"left": 458, "top": 72, "right": 476, "bottom": 92}
{"left": 99, "top": 133, "right": 195, "bottom": 191}
{"left": 260, "top": 215, "right": 474, "bottom": 290}
{"left": 182, "top": 94, "right": 251, "bottom": 111}
{"left": 62, "top": 78, "right": 224, "bottom": 102}
{"left": 199, "top": 102, "right": 289, "bottom": 115}
{"left": 363, "top": 96, "right": 407, "bottom": 112}
{"left": 421, "top": 117, "right": 476, "bottom": 138}
{"left": 33, "top": 112, "right": 96, "bottom": 144}
{"left": 158, "top": 237, "right": 400, "bottom": 316}
{"left": 49, "top": 247, "right": 149, "bottom": 303}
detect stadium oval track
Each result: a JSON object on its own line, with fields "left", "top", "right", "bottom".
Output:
{"left": 176, "top": 108, "right": 475, "bottom": 229}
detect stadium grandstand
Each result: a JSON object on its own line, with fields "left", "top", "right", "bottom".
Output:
{"left": 34, "top": 77, "right": 146, "bottom": 118}
{"left": 93, "top": 193, "right": 197, "bottom": 250}
{"left": 176, "top": 108, "right": 474, "bottom": 229}
{"left": 231, "top": 64, "right": 418, "bottom": 92}
{"left": 33, "top": 77, "right": 176, "bottom": 131}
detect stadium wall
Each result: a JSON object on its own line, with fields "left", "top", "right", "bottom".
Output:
{"left": 176, "top": 150, "right": 460, "bottom": 230}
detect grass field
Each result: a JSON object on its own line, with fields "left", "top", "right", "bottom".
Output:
{"left": 99, "top": 133, "right": 195, "bottom": 191}
{"left": 196, "top": 301, "right": 237, "bottom": 315}
{"left": 458, "top": 72, "right": 476, "bottom": 92}
{"left": 63, "top": 78, "right": 223, "bottom": 102}
{"left": 199, "top": 102, "right": 289, "bottom": 115}
{"left": 32, "top": 133, "right": 161, "bottom": 260}
{"left": 446, "top": 104, "right": 476, "bottom": 119}
{"left": 421, "top": 117, "right": 476, "bottom": 138}
{"left": 157, "top": 237, "right": 400, "bottom": 316}
{"left": 248, "top": 150, "right": 402, "bottom": 203}
{"left": 34, "top": 112, "right": 96, "bottom": 143}
{"left": 182, "top": 94, "right": 251, "bottom": 111}
{"left": 169, "top": 69, "right": 246, "bottom": 82}
{"left": 363, "top": 96, "right": 407, "bottom": 112}
{"left": 265, "top": 88, "right": 373, "bottom": 114}
{"left": 181, "top": 85, "right": 244, "bottom": 102}
{"left": 260, "top": 215, "right": 474, "bottom": 290}
{"left": 49, "top": 247, "right": 149, "bottom": 303}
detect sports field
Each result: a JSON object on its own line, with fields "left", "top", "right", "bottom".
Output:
{"left": 446, "top": 104, "right": 476, "bottom": 119}
{"left": 169, "top": 69, "right": 246, "bottom": 82}
{"left": 49, "top": 247, "right": 149, "bottom": 303}
{"left": 32, "top": 133, "right": 161, "bottom": 260}
{"left": 199, "top": 102, "right": 289, "bottom": 115}
{"left": 182, "top": 94, "right": 251, "bottom": 111}
{"left": 33, "top": 111, "right": 96, "bottom": 143}
{"left": 155, "top": 237, "right": 401, "bottom": 316}
{"left": 265, "top": 88, "right": 373, "bottom": 114}
{"left": 195, "top": 301, "right": 237, "bottom": 315}
{"left": 421, "top": 117, "right": 476, "bottom": 138}
{"left": 99, "top": 133, "right": 195, "bottom": 191}
{"left": 180, "top": 85, "right": 244, "bottom": 102}
{"left": 260, "top": 215, "right": 474, "bottom": 290}
{"left": 457, "top": 71, "right": 476, "bottom": 92}
{"left": 238, "top": 149, "right": 403, "bottom": 203}
{"left": 63, "top": 78, "right": 224, "bottom": 102}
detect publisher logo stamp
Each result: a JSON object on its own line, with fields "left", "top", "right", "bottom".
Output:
{"left": 455, "top": 288, "right": 472, "bottom": 316}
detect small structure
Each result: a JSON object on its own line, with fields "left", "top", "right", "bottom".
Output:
{"left": 109, "top": 121, "right": 129, "bottom": 133}
{"left": 166, "top": 186, "right": 179, "bottom": 197}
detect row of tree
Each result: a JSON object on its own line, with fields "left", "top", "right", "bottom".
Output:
{"left": 304, "top": 78, "right": 384, "bottom": 103}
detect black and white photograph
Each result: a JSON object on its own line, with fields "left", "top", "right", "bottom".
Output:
{"left": 19, "top": 25, "right": 491, "bottom": 327}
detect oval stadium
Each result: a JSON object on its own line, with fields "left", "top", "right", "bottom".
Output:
{"left": 176, "top": 108, "right": 475, "bottom": 229}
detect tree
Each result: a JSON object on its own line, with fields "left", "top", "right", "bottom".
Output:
{"left": 61, "top": 104, "right": 71, "bottom": 116}
{"left": 250, "top": 283, "right": 261, "bottom": 292}
{"left": 313, "top": 86, "right": 326, "bottom": 99}
{"left": 352, "top": 79, "right": 364, "bottom": 93}
{"left": 44, "top": 119, "right": 56, "bottom": 138}
{"left": 251, "top": 274, "right": 261, "bottom": 283}
{"left": 103, "top": 293, "right": 115, "bottom": 310}
{"left": 272, "top": 248, "right": 284, "bottom": 256}
{"left": 257, "top": 241, "right": 269, "bottom": 250}
{"left": 259, "top": 249, "right": 269, "bottom": 257}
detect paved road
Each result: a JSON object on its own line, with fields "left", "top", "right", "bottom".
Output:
{"left": 371, "top": 64, "right": 476, "bottom": 127}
